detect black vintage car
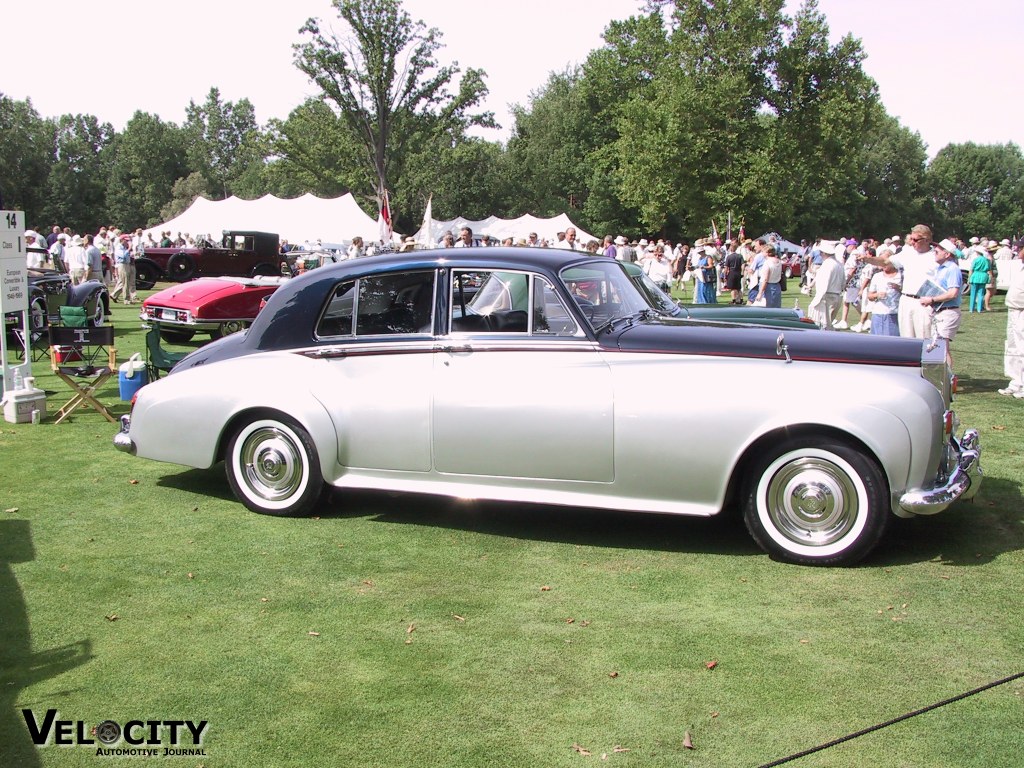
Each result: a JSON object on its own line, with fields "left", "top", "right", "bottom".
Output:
{"left": 4, "top": 247, "right": 110, "bottom": 344}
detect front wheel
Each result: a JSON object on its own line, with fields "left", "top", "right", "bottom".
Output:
{"left": 167, "top": 253, "right": 196, "bottom": 281}
{"left": 742, "top": 438, "right": 889, "bottom": 566}
{"left": 226, "top": 416, "right": 324, "bottom": 516}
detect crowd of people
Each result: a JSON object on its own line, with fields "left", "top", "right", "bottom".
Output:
{"left": 23, "top": 218, "right": 1024, "bottom": 397}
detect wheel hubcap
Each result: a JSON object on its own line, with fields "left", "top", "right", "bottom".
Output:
{"left": 767, "top": 458, "right": 858, "bottom": 546}
{"left": 240, "top": 427, "right": 303, "bottom": 502}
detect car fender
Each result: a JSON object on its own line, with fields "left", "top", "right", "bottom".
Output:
{"left": 128, "top": 352, "right": 339, "bottom": 476}
{"left": 734, "top": 401, "right": 915, "bottom": 499}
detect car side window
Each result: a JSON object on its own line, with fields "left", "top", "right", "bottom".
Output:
{"left": 447, "top": 270, "right": 579, "bottom": 336}
{"left": 532, "top": 276, "right": 579, "bottom": 336}
{"left": 450, "top": 270, "right": 530, "bottom": 333}
{"left": 316, "top": 280, "right": 356, "bottom": 337}
{"left": 314, "top": 270, "right": 435, "bottom": 338}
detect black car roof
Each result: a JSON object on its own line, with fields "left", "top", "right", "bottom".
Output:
{"left": 330, "top": 246, "right": 592, "bottom": 275}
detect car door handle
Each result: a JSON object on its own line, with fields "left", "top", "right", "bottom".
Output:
{"left": 440, "top": 344, "right": 472, "bottom": 354}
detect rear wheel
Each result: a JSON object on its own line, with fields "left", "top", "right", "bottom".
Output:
{"left": 226, "top": 416, "right": 324, "bottom": 516}
{"left": 742, "top": 437, "right": 889, "bottom": 566}
{"left": 209, "top": 320, "right": 247, "bottom": 340}
{"left": 135, "top": 261, "right": 159, "bottom": 290}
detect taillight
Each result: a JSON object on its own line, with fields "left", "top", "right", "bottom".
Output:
{"left": 943, "top": 410, "right": 954, "bottom": 436}
{"left": 951, "top": 374, "right": 958, "bottom": 394}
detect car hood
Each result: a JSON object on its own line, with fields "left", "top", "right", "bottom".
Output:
{"left": 610, "top": 317, "right": 923, "bottom": 367}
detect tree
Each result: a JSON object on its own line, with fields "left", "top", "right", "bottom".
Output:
{"left": 292, "top": 0, "right": 494, "bottom": 214}
{"left": 184, "top": 87, "right": 264, "bottom": 199}
{"left": 160, "top": 172, "right": 211, "bottom": 223}
{"left": 264, "top": 99, "right": 368, "bottom": 199}
{"left": 0, "top": 94, "right": 54, "bottom": 223}
{"left": 42, "top": 114, "right": 115, "bottom": 232}
{"left": 614, "top": 0, "right": 785, "bottom": 236}
{"left": 105, "top": 112, "right": 189, "bottom": 229}
{"left": 926, "top": 142, "right": 1024, "bottom": 238}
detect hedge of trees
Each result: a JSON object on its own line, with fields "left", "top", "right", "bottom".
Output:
{"left": 2, "top": 0, "right": 1021, "bottom": 242}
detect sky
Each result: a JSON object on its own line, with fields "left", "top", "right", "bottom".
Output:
{"left": 4, "top": 0, "right": 1022, "bottom": 159}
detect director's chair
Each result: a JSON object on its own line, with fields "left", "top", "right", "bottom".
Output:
{"left": 48, "top": 325, "right": 118, "bottom": 424}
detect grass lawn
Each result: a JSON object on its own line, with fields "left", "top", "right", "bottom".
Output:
{"left": 2, "top": 285, "right": 1022, "bottom": 767}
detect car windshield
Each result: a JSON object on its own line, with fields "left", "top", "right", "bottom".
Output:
{"left": 559, "top": 261, "right": 667, "bottom": 331}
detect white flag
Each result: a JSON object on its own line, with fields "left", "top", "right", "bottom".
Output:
{"left": 419, "top": 195, "right": 433, "bottom": 246}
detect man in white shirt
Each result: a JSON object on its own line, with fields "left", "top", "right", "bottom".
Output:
{"left": 25, "top": 231, "right": 46, "bottom": 268}
{"left": 454, "top": 227, "right": 473, "bottom": 248}
{"left": 556, "top": 227, "right": 579, "bottom": 251}
{"left": 995, "top": 239, "right": 1014, "bottom": 262}
{"left": 65, "top": 235, "right": 88, "bottom": 284}
{"left": 862, "top": 224, "right": 936, "bottom": 339}
{"left": 808, "top": 242, "right": 846, "bottom": 329}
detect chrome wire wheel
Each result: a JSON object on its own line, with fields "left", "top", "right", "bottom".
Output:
{"left": 226, "top": 417, "right": 323, "bottom": 516}
{"left": 743, "top": 439, "right": 889, "bottom": 566}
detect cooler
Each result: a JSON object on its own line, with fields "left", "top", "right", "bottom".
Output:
{"left": 118, "top": 354, "right": 149, "bottom": 400}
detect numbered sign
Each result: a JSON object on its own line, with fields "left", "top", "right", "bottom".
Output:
{"left": 1, "top": 210, "right": 28, "bottom": 314}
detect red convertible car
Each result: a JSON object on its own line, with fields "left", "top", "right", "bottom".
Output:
{"left": 140, "top": 276, "right": 289, "bottom": 342}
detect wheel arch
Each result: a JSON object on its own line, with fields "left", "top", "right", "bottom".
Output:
{"left": 215, "top": 404, "right": 339, "bottom": 483}
{"left": 725, "top": 423, "right": 892, "bottom": 515}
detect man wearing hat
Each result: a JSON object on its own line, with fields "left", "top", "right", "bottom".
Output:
{"left": 24, "top": 230, "right": 46, "bottom": 268}
{"left": 862, "top": 224, "right": 936, "bottom": 339}
{"left": 65, "top": 234, "right": 88, "bottom": 284}
{"left": 919, "top": 239, "right": 963, "bottom": 368}
{"left": 995, "top": 238, "right": 1014, "bottom": 262}
{"left": 808, "top": 242, "right": 846, "bottom": 329}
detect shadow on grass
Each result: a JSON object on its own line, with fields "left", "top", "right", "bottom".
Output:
{"left": 339, "top": 489, "right": 765, "bottom": 557}
{"left": 872, "top": 476, "right": 1024, "bottom": 567}
{"left": 153, "top": 468, "right": 1022, "bottom": 566}
{"left": 327, "top": 488, "right": 764, "bottom": 557}
{"left": 156, "top": 466, "right": 236, "bottom": 502}
{"left": 954, "top": 374, "right": 1006, "bottom": 395}
{"left": 155, "top": 467, "right": 758, "bottom": 557}
{"left": 0, "top": 520, "right": 93, "bottom": 766}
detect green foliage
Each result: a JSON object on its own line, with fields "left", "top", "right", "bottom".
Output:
{"left": 159, "top": 172, "right": 211, "bottom": 223}
{"left": 927, "top": 142, "right": 1024, "bottom": 238}
{"left": 0, "top": 94, "right": 53, "bottom": 221}
{"left": 293, "top": 0, "right": 494, "bottom": 208}
{"left": 184, "top": 87, "right": 265, "bottom": 200}
{"left": 2, "top": 0, "right": 1016, "bottom": 244}
{"left": 105, "top": 112, "right": 190, "bottom": 230}
{"left": 40, "top": 114, "right": 115, "bottom": 233}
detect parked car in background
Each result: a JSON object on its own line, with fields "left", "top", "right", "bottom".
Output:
{"left": 5, "top": 246, "right": 110, "bottom": 342}
{"left": 140, "top": 275, "right": 288, "bottom": 342}
{"left": 134, "top": 231, "right": 288, "bottom": 290}
{"left": 779, "top": 253, "right": 804, "bottom": 279}
{"left": 116, "top": 248, "right": 980, "bottom": 566}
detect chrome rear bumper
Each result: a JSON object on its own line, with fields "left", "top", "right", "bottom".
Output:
{"left": 113, "top": 415, "right": 136, "bottom": 455}
{"left": 899, "top": 429, "right": 981, "bottom": 515}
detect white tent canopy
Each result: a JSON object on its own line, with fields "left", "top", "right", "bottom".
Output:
{"left": 144, "top": 193, "right": 392, "bottom": 247}
{"left": 414, "top": 213, "right": 597, "bottom": 246}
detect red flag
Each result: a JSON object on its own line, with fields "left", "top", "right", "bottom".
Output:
{"left": 377, "top": 190, "right": 392, "bottom": 244}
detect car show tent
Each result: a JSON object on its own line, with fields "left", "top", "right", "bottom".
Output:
{"left": 143, "top": 193, "right": 390, "bottom": 247}
{"left": 414, "top": 213, "right": 597, "bottom": 246}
